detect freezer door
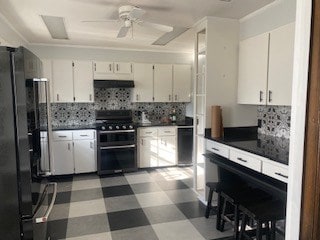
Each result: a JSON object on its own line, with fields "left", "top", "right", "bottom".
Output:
{"left": 0, "top": 47, "right": 22, "bottom": 239}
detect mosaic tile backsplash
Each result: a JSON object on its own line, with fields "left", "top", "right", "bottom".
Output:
{"left": 257, "top": 106, "right": 291, "bottom": 139}
{"left": 51, "top": 88, "right": 187, "bottom": 127}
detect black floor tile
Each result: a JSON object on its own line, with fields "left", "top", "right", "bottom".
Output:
{"left": 102, "top": 185, "right": 134, "bottom": 198}
{"left": 156, "top": 180, "right": 189, "bottom": 191}
{"left": 48, "top": 218, "right": 68, "bottom": 239}
{"left": 70, "top": 188, "right": 103, "bottom": 202}
{"left": 107, "top": 209, "right": 151, "bottom": 231}
{"left": 55, "top": 191, "right": 72, "bottom": 204}
{"left": 175, "top": 201, "right": 206, "bottom": 219}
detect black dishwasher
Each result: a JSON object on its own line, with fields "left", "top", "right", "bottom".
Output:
{"left": 177, "top": 127, "right": 193, "bottom": 166}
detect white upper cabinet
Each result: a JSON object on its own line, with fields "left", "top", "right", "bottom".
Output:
{"left": 237, "top": 22, "right": 295, "bottom": 106}
{"left": 73, "top": 61, "right": 94, "bottom": 102}
{"left": 93, "top": 61, "right": 133, "bottom": 80}
{"left": 173, "top": 64, "right": 192, "bottom": 102}
{"left": 52, "top": 60, "right": 74, "bottom": 103}
{"left": 132, "top": 63, "right": 154, "bottom": 102}
{"left": 153, "top": 64, "right": 173, "bottom": 102}
{"left": 114, "top": 62, "right": 132, "bottom": 74}
{"left": 267, "top": 23, "right": 295, "bottom": 106}
{"left": 237, "top": 33, "right": 269, "bottom": 105}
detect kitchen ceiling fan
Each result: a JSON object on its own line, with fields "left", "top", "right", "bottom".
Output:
{"left": 82, "top": 5, "right": 173, "bottom": 38}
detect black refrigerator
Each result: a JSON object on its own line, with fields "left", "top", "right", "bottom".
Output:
{"left": 0, "top": 46, "right": 56, "bottom": 240}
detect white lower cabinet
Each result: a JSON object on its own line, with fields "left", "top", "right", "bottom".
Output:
{"left": 52, "top": 130, "right": 96, "bottom": 175}
{"left": 138, "top": 127, "right": 177, "bottom": 168}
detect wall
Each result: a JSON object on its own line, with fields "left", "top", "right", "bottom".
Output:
{"left": 50, "top": 88, "right": 187, "bottom": 127}
{"left": 240, "top": 0, "right": 296, "bottom": 40}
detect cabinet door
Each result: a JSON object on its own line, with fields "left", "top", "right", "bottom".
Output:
{"left": 132, "top": 63, "right": 154, "bottom": 102}
{"left": 41, "top": 59, "right": 54, "bottom": 103}
{"left": 52, "top": 60, "right": 74, "bottom": 102}
{"left": 173, "top": 65, "right": 192, "bottom": 102}
{"left": 114, "top": 62, "right": 132, "bottom": 74}
{"left": 73, "top": 61, "right": 94, "bottom": 102}
{"left": 52, "top": 141, "right": 74, "bottom": 175}
{"left": 74, "top": 140, "right": 96, "bottom": 173}
{"left": 267, "top": 23, "right": 295, "bottom": 106}
{"left": 154, "top": 64, "right": 173, "bottom": 102}
{"left": 93, "top": 61, "right": 113, "bottom": 74}
{"left": 158, "top": 136, "right": 176, "bottom": 167}
{"left": 138, "top": 137, "right": 158, "bottom": 168}
{"left": 237, "top": 33, "right": 269, "bottom": 105}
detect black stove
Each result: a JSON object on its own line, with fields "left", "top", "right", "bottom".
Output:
{"left": 95, "top": 110, "right": 137, "bottom": 175}
{"left": 96, "top": 110, "right": 134, "bottom": 131}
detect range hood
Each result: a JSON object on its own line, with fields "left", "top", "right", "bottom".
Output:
{"left": 94, "top": 80, "right": 134, "bottom": 88}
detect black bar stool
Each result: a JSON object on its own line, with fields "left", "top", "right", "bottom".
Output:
{"left": 238, "top": 199, "right": 286, "bottom": 240}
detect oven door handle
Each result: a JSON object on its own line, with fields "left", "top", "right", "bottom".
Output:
{"left": 100, "top": 145, "right": 136, "bottom": 150}
{"left": 34, "top": 182, "right": 57, "bottom": 224}
{"left": 99, "top": 130, "right": 135, "bottom": 134}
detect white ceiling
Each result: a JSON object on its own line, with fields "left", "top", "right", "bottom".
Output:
{"left": 0, "top": 0, "right": 275, "bottom": 53}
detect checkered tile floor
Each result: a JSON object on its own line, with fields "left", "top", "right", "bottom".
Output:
{"left": 48, "top": 167, "right": 233, "bottom": 240}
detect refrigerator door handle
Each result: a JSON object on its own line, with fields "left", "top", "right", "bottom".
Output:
{"left": 34, "top": 182, "right": 57, "bottom": 224}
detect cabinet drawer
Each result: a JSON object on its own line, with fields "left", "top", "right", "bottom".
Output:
{"left": 139, "top": 128, "right": 157, "bottom": 137}
{"left": 262, "top": 162, "right": 288, "bottom": 183}
{"left": 158, "top": 127, "right": 176, "bottom": 136}
{"left": 206, "top": 140, "right": 229, "bottom": 158}
{"left": 52, "top": 131, "right": 73, "bottom": 141}
{"left": 229, "top": 149, "right": 262, "bottom": 172}
{"left": 73, "top": 130, "right": 96, "bottom": 140}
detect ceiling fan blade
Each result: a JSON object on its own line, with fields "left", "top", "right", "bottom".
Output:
{"left": 141, "top": 22, "right": 173, "bottom": 32}
{"left": 128, "top": 7, "right": 146, "bottom": 19}
{"left": 117, "top": 26, "right": 130, "bottom": 38}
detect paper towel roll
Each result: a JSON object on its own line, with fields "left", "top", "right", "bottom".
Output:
{"left": 211, "top": 106, "right": 223, "bottom": 138}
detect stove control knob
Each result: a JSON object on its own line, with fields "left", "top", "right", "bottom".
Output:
{"left": 122, "top": 126, "right": 127, "bottom": 129}
{"left": 116, "top": 126, "right": 120, "bottom": 130}
{"left": 101, "top": 126, "right": 106, "bottom": 130}
{"left": 108, "top": 126, "right": 113, "bottom": 130}
{"left": 129, "top": 125, "right": 134, "bottom": 129}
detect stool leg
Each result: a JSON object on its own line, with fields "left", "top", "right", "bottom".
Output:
{"left": 234, "top": 205, "right": 240, "bottom": 240}
{"left": 256, "top": 220, "right": 262, "bottom": 240}
{"left": 205, "top": 188, "right": 214, "bottom": 218}
{"left": 271, "top": 221, "right": 276, "bottom": 240}
{"left": 220, "top": 197, "right": 227, "bottom": 231}
{"left": 265, "top": 221, "right": 271, "bottom": 240}
{"left": 239, "top": 214, "right": 247, "bottom": 240}
{"left": 216, "top": 193, "right": 223, "bottom": 231}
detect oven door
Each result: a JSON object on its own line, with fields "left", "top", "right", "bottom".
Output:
{"left": 98, "top": 130, "right": 135, "bottom": 146}
{"left": 98, "top": 145, "right": 136, "bottom": 174}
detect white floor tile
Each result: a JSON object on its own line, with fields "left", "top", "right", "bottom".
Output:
{"left": 135, "top": 191, "right": 173, "bottom": 208}
{"left": 72, "top": 179, "right": 101, "bottom": 191}
{"left": 64, "top": 232, "right": 112, "bottom": 240}
{"left": 152, "top": 220, "right": 205, "bottom": 240}
{"left": 68, "top": 199, "right": 106, "bottom": 218}
{"left": 125, "top": 171, "right": 154, "bottom": 184}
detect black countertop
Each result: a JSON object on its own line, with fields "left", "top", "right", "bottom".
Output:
{"left": 52, "top": 124, "right": 97, "bottom": 131}
{"left": 205, "top": 127, "right": 289, "bottom": 165}
{"left": 136, "top": 121, "right": 193, "bottom": 128}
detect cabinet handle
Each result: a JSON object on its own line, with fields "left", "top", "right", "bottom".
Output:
{"left": 164, "top": 131, "right": 171, "bottom": 133}
{"left": 90, "top": 142, "right": 93, "bottom": 149}
{"left": 259, "top": 91, "right": 263, "bottom": 102}
{"left": 94, "top": 63, "right": 96, "bottom": 71}
{"left": 275, "top": 172, "right": 288, "bottom": 179}
{"left": 145, "top": 132, "right": 153, "bottom": 134}
{"left": 136, "top": 94, "right": 139, "bottom": 101}
{"left": 58, "top": 136, "right": 67, "bottom": 138}
{"left": 109, "top": 64, "right": 112, "bottom": 72}
{"left": 67, "top": 143, "right": 71, "bottom": 150}
{"left": 212, "top": 147, "right": 219, "bottom": 151}
{"left": 89, "top": 94, "right": 92, "bottom": 101}
{"left": 130, "top": 64, "right": 133, "bottom": 73}
{"left": 175, "top": 95, "right": 178, "bottom": 101}
{"left": 268, "top": 90, "right": 272, "bottom": 103}
{"left": 116, "top": 64, "right": 119, "bottom": 71}
{"left": 80, "top": 135, "right": 88, "bottom": 137}
{"left": 57, "top": 94, "right": 59, "bottom": 101}
{"left": 237, "top": 157, "right": 247, "bottom": 163}
{"left": 169, "top": 95, "right": 171, "bottom": 101}
{"left": 141, "top": 139, "right": 144, "bottom": 145}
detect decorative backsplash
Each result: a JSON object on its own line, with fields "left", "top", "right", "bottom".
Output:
{"left": 257, "top": 106, "right": 291, "bottom": 139}
{"left": 50, "top": 88, "right": 187, "bottom": 127}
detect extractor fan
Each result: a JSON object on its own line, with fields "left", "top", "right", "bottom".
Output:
{"left": 82, "top": 5, "right": 173, "bottom": 38}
